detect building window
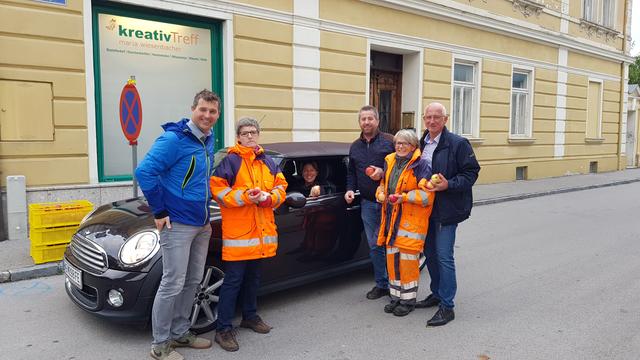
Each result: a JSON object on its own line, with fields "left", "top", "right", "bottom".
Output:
{"left": 583, "top": 0, "right": 615, "bottom": 28}
{"left": 452, "top": 61, "right": 478, "bottom": 136}
{"left": 586, "top": 80, "right": 603, "bottom": 139}
{"left": 510, "top": 69, "right": 533, "bottom": 137}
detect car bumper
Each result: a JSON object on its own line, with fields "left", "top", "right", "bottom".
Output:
{"left": 63, "top": 248, "right": 162, "bottom": 324}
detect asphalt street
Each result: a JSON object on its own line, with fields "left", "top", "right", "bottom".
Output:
{"left": 1, "top": 182, "right": 639, "bottom": 360}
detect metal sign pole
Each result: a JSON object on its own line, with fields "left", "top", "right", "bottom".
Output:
{"left": 132, "top": 143, "right": 138, "bottom": 198}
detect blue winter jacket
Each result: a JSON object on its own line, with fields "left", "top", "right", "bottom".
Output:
{"left": 346, "top": 131, "right": 395, "bottom": 201}
{"left": 419, "top": 127, "right": 480, "bottom": 225}
{"left": 135, "top": 119, "right": 215, "bottom": 226}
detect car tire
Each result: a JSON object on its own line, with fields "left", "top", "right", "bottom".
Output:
{"left": 189, "top": 266, "right": 224, "bottom": 335}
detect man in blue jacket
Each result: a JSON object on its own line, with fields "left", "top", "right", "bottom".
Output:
{"left": 345, "top": 105, "right": 395, "bottom": 300}
{"left": 135, "top": 89, "right": 220, "bottom": 360}
{"left": 415, "top": 102, "right": 480, "bottom": 327}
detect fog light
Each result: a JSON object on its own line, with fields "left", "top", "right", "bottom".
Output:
{"left": 107, "top": 289, "right": 124, "bottom": 307}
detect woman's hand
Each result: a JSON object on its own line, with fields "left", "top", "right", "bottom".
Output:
{"left": 310, "top": 185, "right": 321, "bottom": 197}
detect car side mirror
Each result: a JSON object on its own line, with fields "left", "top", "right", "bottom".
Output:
{"left": 285, "top": 192, "right": 307, "bottom": 208}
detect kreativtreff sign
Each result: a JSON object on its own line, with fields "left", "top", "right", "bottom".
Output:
{"left": 97, "top": 13, "right": 212, "bottom": 179}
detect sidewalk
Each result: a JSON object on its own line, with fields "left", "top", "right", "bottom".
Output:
{"left": 2, "top": 168, "right": 640, "bottom": 283}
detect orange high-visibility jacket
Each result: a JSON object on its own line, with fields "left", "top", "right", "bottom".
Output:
{"left": 210, "top": 144, "right": 288, "bottom": 261}
{"left": 376, "top": 148, "right": 434, "bottom": 251}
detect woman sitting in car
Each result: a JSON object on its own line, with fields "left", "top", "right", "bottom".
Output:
{"left": 289, "top": 161, "right": 335, "bottom": 198}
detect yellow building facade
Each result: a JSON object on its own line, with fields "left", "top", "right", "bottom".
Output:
{"left": 0, "top": 0, "right": 637, "bottom": 195}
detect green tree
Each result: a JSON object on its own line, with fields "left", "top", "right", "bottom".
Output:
{"left": 629, "top": 57, "right": 640, "bottom": 86}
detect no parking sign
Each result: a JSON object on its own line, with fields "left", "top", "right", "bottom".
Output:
{"left": 119, "top": 77, "right": 142, "bottom": 196}
{"left": 119, "top": 78, "right": 142, "bottom": 145}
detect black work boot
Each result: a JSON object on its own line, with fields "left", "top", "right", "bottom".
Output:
{"left": 366, "top": 286, "right": 390, "bottom": 300}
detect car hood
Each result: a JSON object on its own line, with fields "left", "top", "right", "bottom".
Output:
{"left": 76, "top": 197, "right": 220, "bottom": 271}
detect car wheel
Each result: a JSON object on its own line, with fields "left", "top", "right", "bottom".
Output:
{"left": 419, "top": 252, "right": 427, "bottom": 271}
{"left": 189, "top": 266, "right": 224, "bottom": 335}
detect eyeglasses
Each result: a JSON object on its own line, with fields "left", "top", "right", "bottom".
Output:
{"left": 395, "top": 141, "right": 411, "bottom": 147}
{"left": 239, "top": 130, "right": 259, "bottom": 137}
{"left": 423, "top": 115, "right": 446, "bottom": 120}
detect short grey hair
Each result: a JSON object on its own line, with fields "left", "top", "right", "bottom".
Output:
{"left": 358, "top": 105, "right": 379, "bottom": 120}
{"left": 236, "top": 117, "right": 260, "bottom": 135}
{"left": 394, "top": 129, "right": 419, "bottom": 148}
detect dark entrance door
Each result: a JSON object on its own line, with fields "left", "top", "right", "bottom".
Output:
{"left": 369, "top": 51, "right": 403, "bottom": 135}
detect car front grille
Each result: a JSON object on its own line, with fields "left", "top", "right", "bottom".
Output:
{"left": 70, "top": 234, "right": 108, "bottom": 274}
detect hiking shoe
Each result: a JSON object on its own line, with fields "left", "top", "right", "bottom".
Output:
{"left": 366, "top": 286, "right": 390, "bottom": 300}
{"left": 172, "top": 330, "right": 211, "bottom": 349}
{"left": 215, "top": 329, "right": 239, "bottom": 352}
{"left": 384, "top": 300, "right": 400, "bottom": 313}
{"left": 150, "top": 342, "right": 183, "bottom": 360}
{"left": 240, "top": 315, "right": 272, "bottom": 334}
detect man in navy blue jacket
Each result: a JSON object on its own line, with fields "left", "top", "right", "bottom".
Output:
{"left": 415, "top": 102, "right": 480, "bottom": 327}
{"left": 136, "top": 89, "right": 220, "bottom": 359}
{"left": 345, "top": 105, "right": 395, "bottom": 300}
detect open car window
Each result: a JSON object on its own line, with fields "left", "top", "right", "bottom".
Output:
{"left": 281, "top": 157, "right": 347, "bottom": 195}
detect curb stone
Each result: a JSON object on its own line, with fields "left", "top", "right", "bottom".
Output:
{"left": 474, "top": 178, "right": 640, "bottom": 206}
{"left": 0, "top": 262, "right": 62, "bottom": 283}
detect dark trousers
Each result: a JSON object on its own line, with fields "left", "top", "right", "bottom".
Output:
{"left": 216, "top": 259, "right": 261, "bottom": 331}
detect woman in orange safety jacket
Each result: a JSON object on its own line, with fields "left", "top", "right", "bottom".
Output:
{"left": 209, "top": 117, "right": 287, "bottom": 352}
{"left": 376, "top": 129, "right": 434, "bottom": 317}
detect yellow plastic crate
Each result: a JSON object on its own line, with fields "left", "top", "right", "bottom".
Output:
{"left": 30, "top": 243, "right": 68, "bottom": 264}
{"left": 28, "top": 200, "right": 93, "bottom": 229}
{"left": 30, "top": 225, "right": 78, "bottom": 247}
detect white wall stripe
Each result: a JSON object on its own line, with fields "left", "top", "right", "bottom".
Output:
{"left": 292, "top": 0, "right": 320, "bottom": 141}
{"left": 555, "top": 48, "right": 568, "bottom": 158}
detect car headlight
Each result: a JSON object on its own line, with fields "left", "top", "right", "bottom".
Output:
{"left": 119, "top": 231, "right": 160, "bottom": 266}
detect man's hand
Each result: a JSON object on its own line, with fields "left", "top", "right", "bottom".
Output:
{"left": 368, "top": 166, "right": 384, "bottom": 181}
{"left": 344, "top": 190, "right": 355, "bottom": 204}
{"left": 154, "top": 216, "right": 172, "bottom": 232}
{"left": 247, "top": 188, "right": 262, "bottom": 204}
{"left": 430, "top": 173, "right": 449, "bottom": 192}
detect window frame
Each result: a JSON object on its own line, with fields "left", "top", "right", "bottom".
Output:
{"left": 583, "top": 0, "right": 616, "bottom": 29}
{"left": 450, "top": 55, "right": 481, "bottom": 139}
{"left": 509, "top": 66, "right": 534, "bottom": 139}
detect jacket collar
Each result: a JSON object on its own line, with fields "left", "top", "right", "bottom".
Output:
{"left": 359, "top": 130, "right": 381, "bottom": 143}
{"left": 229, "top": 143, "right": 265, "bottom": 160}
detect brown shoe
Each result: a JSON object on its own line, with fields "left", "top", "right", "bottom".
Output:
{"left": 239, "top": 315, "right": 272, "bottom": 334}
{"left": 215, "top": 329, "right": 239, "bottom": 352}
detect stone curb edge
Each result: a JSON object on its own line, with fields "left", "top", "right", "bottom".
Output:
{"left": 474, "top": 178, "right": 640, "bottom": 207}
{"left": 1, "top": 177, "right": 639, "bottom": 284}
{"left": 0, "top": 262, "right": 63, "bottom": 284}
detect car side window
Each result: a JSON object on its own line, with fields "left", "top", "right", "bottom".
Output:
{"left": 283, "top": 157, "right": 347, "bottom": 196}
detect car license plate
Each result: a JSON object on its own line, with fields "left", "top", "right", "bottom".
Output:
{"left": 64, "top": 260, "right": 82, "bottom": 289}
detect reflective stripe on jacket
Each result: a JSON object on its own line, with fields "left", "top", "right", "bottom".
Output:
{"left": 376, "top": 148, "right": 434, "bottom": 251}
{"left": 210, "top": 143, "right": 288, "bottom": 261}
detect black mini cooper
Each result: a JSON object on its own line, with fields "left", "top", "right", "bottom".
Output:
{"left": 63, "top": 141, "right": 424, "bottom": 334}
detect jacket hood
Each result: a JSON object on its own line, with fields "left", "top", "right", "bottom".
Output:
{"left": 161, "top": 118, "right": 190, "bottom": 133}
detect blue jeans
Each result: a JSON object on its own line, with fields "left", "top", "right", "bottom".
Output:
{"left": 216, "top": 259, "right": 261, "bottom": 331}
{"left": 361, "top": 199, "right": 388, "bottom": 289}
{"left": 424, "top": 221, "right": 458, "bottom": 309}
{"left": 152, "top": 222, "right": 211, "bottom": 344}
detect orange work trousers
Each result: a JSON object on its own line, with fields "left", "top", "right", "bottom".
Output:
{"left": 386, "top": 246, "right": 420, "bottom": 303}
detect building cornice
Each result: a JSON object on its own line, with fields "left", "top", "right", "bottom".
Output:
{"left": 361, "top": 0, "right": 633, "bottom": 63}
{"left": 117, "top": 0, "right": 633, "bottom": 73}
